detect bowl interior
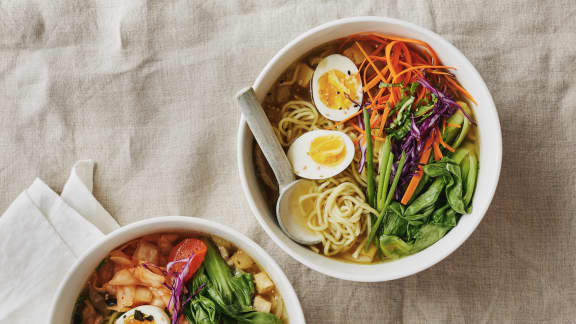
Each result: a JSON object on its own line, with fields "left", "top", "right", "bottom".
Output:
{"left": 49, "top": 216, "right": 305, "bottom": 323}
{"left": 238, "top": 17, "right": 501, "bottom": 282}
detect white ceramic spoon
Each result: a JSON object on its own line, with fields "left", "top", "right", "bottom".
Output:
{"left": 236, "top": 87, "right": 322, "bottom": 245}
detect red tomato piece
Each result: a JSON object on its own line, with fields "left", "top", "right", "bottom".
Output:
{"left": 168, "top": 238, "right": 207, "bottom": 282}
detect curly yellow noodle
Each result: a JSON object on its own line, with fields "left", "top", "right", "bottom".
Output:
{"left": 274, "top": 100, "right": 377, "bottom": 258}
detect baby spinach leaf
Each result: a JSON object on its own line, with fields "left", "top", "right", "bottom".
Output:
{"left": 405, "top": 178, "right": 444, "bottom": 216}
{"left": 380, "top": 202, "right": 407, "bottom": 237}
{"left": 411, "top": 224, "right": 450, "bottom": 253}
{"left": 431, "top": 204, "right": 458, "bottom": 227}
{"left": 398, "top": 204, "right": 435, "bottom": 226}
{"left": 379, "top": 235, "right": 412, "bottom": 259}
{"left": 422, "top": 158, "right": 466, "bottom": 214}
{"left": 463, "top": 152, "right": 478, "bottom": 211}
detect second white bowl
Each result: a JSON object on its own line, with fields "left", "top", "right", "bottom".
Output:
{"left": 49, "top": 216, "right": 306, "bottom": 323}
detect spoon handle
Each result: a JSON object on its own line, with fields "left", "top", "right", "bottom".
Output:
{"left": 236, "top": 87, "right": 295, "bottom": 189}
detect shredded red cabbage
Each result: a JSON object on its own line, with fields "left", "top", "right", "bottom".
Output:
{"left": 389, "top": 77, "right": 473, "bottom": 199}
{"left": 166, "top": 254, "right": 196, "bottom": 324}
{"left": 417, "top": 77, "right": 475, "bottom": 125}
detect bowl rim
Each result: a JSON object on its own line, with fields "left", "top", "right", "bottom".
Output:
{"left": 236, "top": 16, "right": 502, "bottom": 282}
{"left": 48, "top": 216, "right": 306, "bottom": 323}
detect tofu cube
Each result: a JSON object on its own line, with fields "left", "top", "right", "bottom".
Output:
{"left": 254, "top": 272, "right": 274, "bottom": 294}
{"left": 229, "top": 250, "right": 254, "bottom": 270}
{"left": 253, "top": 295, "right": 272, "bottom": 313}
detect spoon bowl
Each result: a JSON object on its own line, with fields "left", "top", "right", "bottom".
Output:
{"left": 276, "top": 179, "right": 322, "bottom": 245}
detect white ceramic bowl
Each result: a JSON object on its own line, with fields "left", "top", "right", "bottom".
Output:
{"left": 237, "top": 17, "right": 502, "bottom": 282}
{"left": 49, "top": 216, "right": 306, "bottom": 323}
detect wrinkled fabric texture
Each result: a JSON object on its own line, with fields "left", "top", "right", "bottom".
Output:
{"left": 0, "top": 1, "right": 575, "bottom": 323}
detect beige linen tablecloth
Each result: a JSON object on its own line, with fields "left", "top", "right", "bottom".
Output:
{"left": 1, "top": 1, "right": 575, "bottom": 323}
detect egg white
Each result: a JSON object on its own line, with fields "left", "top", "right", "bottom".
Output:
{"left": 287, "top": 130, "right": 355, "bottom": 180}
{"left": 312, "top": 54, "right": 363, "bottom": 121}
{"left": 115, "top": 305, "right": 170, "bottom": 324}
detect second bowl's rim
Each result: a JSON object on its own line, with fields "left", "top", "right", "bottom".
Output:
{"left": 236, "top": 16, "right": 502, "bottom": 282}
{"left": 49, "top": 216, "right": 306, "bottom": 323}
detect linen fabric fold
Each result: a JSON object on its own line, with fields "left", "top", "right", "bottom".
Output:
{"left": 0, "top": 160, "right": 118, "bottom": 323}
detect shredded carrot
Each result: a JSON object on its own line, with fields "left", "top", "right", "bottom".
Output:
{"left": 332, "top": 110, "right": 363, "bottom": 127}
{"left": 385, "top": 41, "right": 399, "bottom": 77}
{"left": 444, "top": 76, "right": 477, "bottom": 105}
{"left": 393, "top": 64, "right": 456, "bottom": 82}
{"left": 433, "top": 141, "right": 443, "bottom": 161}
{"left": 446, "top": 123, "right": 462, "bottom": 128}
{"left": 363, "top": 32, "right": 440, "bottom": 64}
{"left": 436, "top": 126, "right": 455, "bottom": 152}
{"left": 377, "top": 105, "right": 391, "bottom": 137}
{"left": 400, "top": 137, "right": 434, "bottom": 205}
{"left": 356, "top": 42, "right": 387, "bottom": 91}
{"left": 351, "top": 123, "right": 387, "bottom": 142}
{"left": 429, "top": 70, "right": 451, "bottom": 76}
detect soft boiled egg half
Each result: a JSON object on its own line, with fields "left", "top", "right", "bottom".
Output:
{"left": 115, "top": 305, "right": 170, "bottom": 324}
{"left": 312, "top": 54, "right": 363, "bottom": 121}
{"left": 287, "top": 130, "right": 355, "bottom": 180}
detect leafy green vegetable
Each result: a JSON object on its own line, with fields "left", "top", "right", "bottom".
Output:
{"left": 451, "top": 102, "right": 472, "bottom": 149}
{"left": 423, "top": 158, "right": 466, "bottom": 214}
{"left": 414, "top": 103, "right": 435, "bottom": 118}
{"left": 399, "top": 204, "right": 435, "bottom": 226}
{"left": 234, "top": 312, "right": 284, "bottom": 324}
{"left": 408, "top": 82, "right": 419, "bottom": 95}
{"left": 442, "top": 111, "right": 464, "bottom": 144}
{"left": 386, "top": 96, "right": 415, "bottom": 140}
{"left": 452, "top": 147, "right": 471, "bottom": 164}
{"left": 379, "top": 235, "right": 411, "bottom": 259}
{"left": 185, "top": 240, "right": 282, "bottom": 324}
{"left": 463, "top": 152, "right": 478, "bottom": 209}
{"left": 381, "top": 201, "right": 407, "bottom": 237}
{"left": 202, "top": 240, "right": 236, "bottom": 305}
{"left": 412, "top": 224, "right": 450, "bottom": 253}
{"left": 186, "top": 295, "right": 219, "bottom": 324}
{"left": 405, "top": 177, "right": 444, "bottom": 216}
{"left": 431, "top": 204, "right": 458, "bottom": 227}
{"left": 229, "top": 272, "right": 255, "bottom": 308}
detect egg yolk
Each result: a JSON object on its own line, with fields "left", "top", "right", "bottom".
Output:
{"left": 317, "top": 69, "right": 358, "bottom": 110}
{"left": 309, "top": 135, "right": 346, "bottom": 166}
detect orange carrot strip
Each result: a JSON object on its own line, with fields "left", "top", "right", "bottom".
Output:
{"left": 333, "top": 110, "right": 363, "bottom": 125}
{"left": 436, "top": 127, "right": 455, "bottom": 152}
{"left": 351, "top": 123, "right": 387, "bottom": 142}
{"left": 377, "top": 105, "right": 391, "bottom": 137}
{"left": 433, "top": 137, "right": 443, "bottom": 161}
{"left": 385, "top": 41, "right": 399, "bottom": 78}
{"left": 393, "top": 65, "right": 456, "bottom": 83}
{"left": 364, "top": 33, "right": 440, "bottom": 64}
{"left": 356, "top": 41, "right": 387, "bottom": 91}
{"left": 446, "top": 123, "right": 462, "bottom": 128}
{"left": 363, "top": 65, "right": 391, "bottom": 92}
{"left": 400, "top": 137, "right": 434, "bottom": 205}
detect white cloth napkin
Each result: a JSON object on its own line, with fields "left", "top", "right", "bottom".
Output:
{"left": 0, "top": 160, "right": 119, "bottom": 323}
